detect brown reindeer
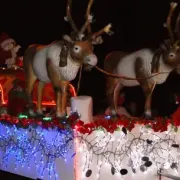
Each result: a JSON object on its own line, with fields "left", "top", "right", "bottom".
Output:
{"left": 104, "top": 2, "right": 180, "bottom": 119}
{"left": 23, "top": 0, "right": 112, "bottom": 118}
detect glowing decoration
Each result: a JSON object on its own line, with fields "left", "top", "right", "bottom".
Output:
{"left": 1, "top": 106, "right": 180, "bottom": 179}
{"left": 75, "top": 125, "right": 180, "bottom": 180}
{"left": 0, "top": 123, "right": 74, "bottom": 180}
{"left": 43, "top": 117, "right": 52, "bottom": 121}
{"left": 0, "top": 83, "right": 76, "bottom": 106}
{"left": 18, "top": 114, "right": 28, "bottom": 119}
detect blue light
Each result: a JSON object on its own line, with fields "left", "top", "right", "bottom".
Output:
{"left": 105, "top": 115, "right": 111, "bottom": 119}
{"left": 0, "top": 123, "right": 74, "bottom": 179}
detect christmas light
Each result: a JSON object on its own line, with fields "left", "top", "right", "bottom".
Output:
{"left": 18, "top": 114, "right": 28, "bottom": 118}
{"left": 0, "top": 110, "right": 180, "bottom": 179}
{"left": 0, "top": 83, "right": 76, "bottom": 106}
{"left": 75, "top": 125, "right": 180, "bottom": 180}
{"left": 0, "top": 123, "right": 74, "bottom": 180}
{"left": 43, "top": 117, "right": 52, "bottom": 121}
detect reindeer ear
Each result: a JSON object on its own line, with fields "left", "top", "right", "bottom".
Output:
{"left": 63, "top": 35, "right": 74, "bottom": 44}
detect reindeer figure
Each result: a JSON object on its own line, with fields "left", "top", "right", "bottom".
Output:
{"left": 24, "top": 0, "right": 112, "bottom": 118}
{"left": 104, "top": 2, "right": 180, "bottom": 119}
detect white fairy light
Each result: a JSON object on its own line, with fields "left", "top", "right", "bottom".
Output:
{"left": 75, "top": 124, "right": 180, "bottom": 180}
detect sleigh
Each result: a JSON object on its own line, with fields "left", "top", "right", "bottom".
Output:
{"left": 0, "top": 67, "right": 76, "bottom": 106}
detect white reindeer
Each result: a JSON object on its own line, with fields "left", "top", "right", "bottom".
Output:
{"left": 103, "top": 2, "right": 180, "bottom": 119}
{"left": 23, "top": 0, "right": 112, "bottom": 118}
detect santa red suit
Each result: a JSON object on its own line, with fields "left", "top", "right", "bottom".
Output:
{"left": 0, "top": 32, "right": 22, "bottom": 67}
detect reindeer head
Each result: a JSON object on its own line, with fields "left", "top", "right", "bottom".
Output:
{"left": 162, "top": 40, "right": 180, "bottom": 67}
{"left": 63, "top": 0, "right": 112, "bottom": 70}
{"left": 162, "top": 3, "right": 180, "bottom": 68}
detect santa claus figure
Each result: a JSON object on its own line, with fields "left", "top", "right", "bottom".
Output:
{"left": 0, "top": 32, "right": 21, "bottom": 68}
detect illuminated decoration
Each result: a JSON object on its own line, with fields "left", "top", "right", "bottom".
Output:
{"left": 72, "top": 107, "right": 180, "bottom": 134}
{"left": 75, "top": 125, "right": 180, "bottom": 180}
{"left": 0, "top": 83, "right": 76, "bottom": 106}
{"left": 18, "top": 114, "right": 28, "bottom": 119}
{"left": 0, "top": 123, "right": 74, "bottom": 180}
{"left": 43, "top": 117, "right": 52, "bottom": 121}
{"left": 0, "top": 106, "right": 180, "bottom": 179}
{"left": 0, "top": 67, "right": 76, "bottom": 107}
{"left": 0, "top": 107, "right": 180, "bottom": 134}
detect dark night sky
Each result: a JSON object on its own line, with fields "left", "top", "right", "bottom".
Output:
{"left": 1, "top": 0, "right": 180, "bottom": 116}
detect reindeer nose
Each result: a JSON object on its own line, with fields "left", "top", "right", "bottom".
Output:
{"left": 84, "top": 54, "right": 98, "bottom": 66}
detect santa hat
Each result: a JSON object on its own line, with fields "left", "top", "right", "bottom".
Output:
{"left": 0, "top": 32, "right": 15, "bottom": 50}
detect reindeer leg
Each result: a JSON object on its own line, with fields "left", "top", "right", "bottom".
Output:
{"left": 24, "top": 63, "right": 37, "bottom": 117}
{"left": 25, "top": 78, "right": 37, "bottom": 117}
{"left": 37, "top": 81, "right": 45, "bottom": 117}
{"left": 46, "top": 59, "right": 64, "bottom": 118}
{"left": 141, "top": 83, "right": 156, "bottom": 120}
{"left": 60, "top": 81, "right": 69, "bottom": 118}
{"left": 106, "top": 77, "right": 122, "bottom": 117}
{"left": 114, "top": 82, "right": 124, "bottom": 115}
{"left": 54, "top": 87, "right": 63, "bottom": 118}
{"left": 135, "top": 57, "right": 156, "bottom": 120}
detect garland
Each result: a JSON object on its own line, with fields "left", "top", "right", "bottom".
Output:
{"left": 0, "top": 107, "right": 180, "bottom": 134}
{"left": 0, "top": 108, "right": 180, "bottom": 179}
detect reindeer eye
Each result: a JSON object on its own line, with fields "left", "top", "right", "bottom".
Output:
{"left": 73, "top": 45, "right": 81, "bottom": 53}
{"left": 169, "top": 53, "right": 176, "bottom": 59}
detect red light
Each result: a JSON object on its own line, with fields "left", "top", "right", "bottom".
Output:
{"left": 0, "top": 83, "right": 76, "bottom": 106}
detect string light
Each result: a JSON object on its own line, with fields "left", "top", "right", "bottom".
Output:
{"left": 75, "top": 126, "right": 180, "bottom": 179}
{"left": 0, "top": 82, "right": 76, "bottom": 106}
{"left": 0, "top": 123, "right": 74, "bottom": 180}
{"left": 0, "top": 111, "right": 180, "bottom": 179}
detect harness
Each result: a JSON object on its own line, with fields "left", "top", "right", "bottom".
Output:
{"left": 151, "top": 48, "right": 163, "bottom": 74}
{"left": 59, "top": 41, "right": 70, "bottom": 67}
{"left": 151, "top": 39, "right": 180, "bottom": 73}
{"left": 151, "top": 41, "right": 171, "bottom": 73}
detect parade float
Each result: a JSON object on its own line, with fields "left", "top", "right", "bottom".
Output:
{"left": 1, "top": 1, "right": 180, "bottom": 180}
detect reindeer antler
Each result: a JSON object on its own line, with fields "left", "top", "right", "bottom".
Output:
{"left": 65, "top": 0, "right": 79, "bottom": 33}
{"left": 92, "top": 24, "right": 113, "bottom": 38}
{"left": 79, "top": 0, "right": 94, "bottom": 35}
{"left": 175, "top": 11, "right": 180, "bottom": 39}
{"left": 64, "top": 0, "right": 113, "bottom": 42}
{"left": 90, "top": 24, "right": 113, "bottom": 45}
{"left": 78, "top": 0, "right": 113, "bottom": 42}
{"left": 164, "top": 2, "right": 177, "bottom": 42}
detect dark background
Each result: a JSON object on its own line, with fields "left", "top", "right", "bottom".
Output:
{"left": 1, "top": 0, "right": 180, "bottom": 116}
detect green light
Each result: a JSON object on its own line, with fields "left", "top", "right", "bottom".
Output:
{"left": 43, "top": 117, "right": 52, "bottom": 121}
{"left": 18, "top": 114, "right": 28, "bottom": 119}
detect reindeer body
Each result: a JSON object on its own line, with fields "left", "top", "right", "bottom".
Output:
{"left": 104, "top": 49, "right": 174, "bottom": 119}
{"left": 24, "top": 40, "right": 96, "bottom": 118}
{"left": 102, "top": 2, "right": 180, "bottom": 119}
{"left": 108, "top": 49, "right": 172, "bottom": 87}
{"left": 24, "top": 0, "right": 112, "bottom": 118}
{"left": 26, "top": 41, "right": 80, "bottom": 83}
